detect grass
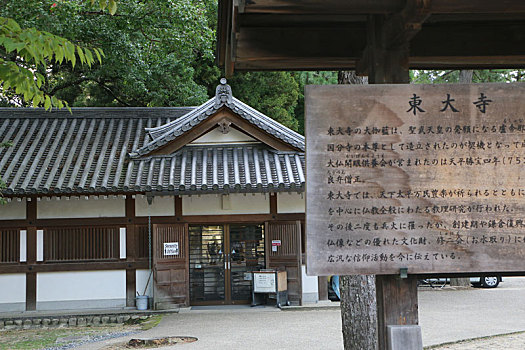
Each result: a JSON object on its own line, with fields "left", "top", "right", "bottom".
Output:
{"left": 0, "top": 316, "right": 163, "bottom": 350}
{"left": 0, "top": 327, "right": 110, "bottom": 350}
{"left": 138, "top": 315, "right": 163, "bottom": 331}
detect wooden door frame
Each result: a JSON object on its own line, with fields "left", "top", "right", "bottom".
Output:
{"left": 188, "top": 222, "right": 265, "bottom": 306}
{"left": 152, "top": 223, "right": 190, "bottom": 309}
{"left": 265, "top": 220, "right": 303, "bottom": 305}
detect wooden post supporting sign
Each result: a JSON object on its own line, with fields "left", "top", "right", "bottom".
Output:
{"left": 364, "top": 13, "right": 422, "bottom": 350}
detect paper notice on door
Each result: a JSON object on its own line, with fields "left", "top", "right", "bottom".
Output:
{"left": 164, "top": 242, "right": 179, "bottom": 256}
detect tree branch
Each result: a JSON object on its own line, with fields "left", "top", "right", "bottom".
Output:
{"left": 140, "top": 27, "right": 160, "bottom": 43}
{"left": 81, "top": 11, "right": 122, "bottom": 17}
{"left": 96, "top": 80, "right": 131, "bottom": 106}
{"left": 48, "top": 77, "right": 92, "bottom": 95}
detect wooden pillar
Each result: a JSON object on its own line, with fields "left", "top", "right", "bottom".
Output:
{"left": 376, "top": 275, "right": 419, "bottom": 349}
{"left": 269, "top": 193, "right": 277, "bottom": 217}
{"left": 26, "top": 272, "right": 37, "bottom": 311}
{"left": 365, "top": 14, "right": 420, "bottom": 350}
{"left": 175, "top": 195, "right": 183, "bottom": 219}
{"left": 125, "top": 195, "right": 137, "bottom": 307}
{"left": 317, "top": 276, "right": 329, "bottom": 302}
{"left": 26, "top": 199, "right": 37, "bottom": 311}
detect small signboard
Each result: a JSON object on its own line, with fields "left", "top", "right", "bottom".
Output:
{"left": 272, "top": 240, "right": 282, "bottom": 246}
{"left": 253, "top": 272, "right": 276, "bottom": 293}
{"left": 306, "top": 83, "right": 525, "bottom": 276}
{"left": 163, "top": 242, "right": 179, "bottom": 256}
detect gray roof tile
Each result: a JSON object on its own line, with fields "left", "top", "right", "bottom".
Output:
{"left": 0, "top": 104, "right": 305, "bottom": 196}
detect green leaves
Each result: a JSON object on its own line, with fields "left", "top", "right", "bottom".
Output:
{"left": 0, "top": 0, "right": 117, "bottom": 110}
{"left": 92, "top": 0, "right": 118, "bottom": 15}
{"left": 0, "top": 16, "right": 105, "bottom": 110}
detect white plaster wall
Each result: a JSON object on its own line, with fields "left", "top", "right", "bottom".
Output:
{"left": 301, "top": 265, "right": 319, "bottom": 304}
{"left": 191, "top": 126, "right": 256, "bottom": 144}
{"left": 0, "top": 199, "right": 26, "bottom": 220}
{"left": 277, "top": 192, "right": 305, "bottom": 213}
{"left": 135, "top": 195, "right": 175, "bottom": 217}
{"left": 37, "top": 270, "right": 126, "bottom": 302}
{"left": 0, "top": 274, "right": 26, "bottom": 303}
{"left": 183, "top": 193, "right": 269, "bottom": 215}
{"left": 136, "top": 269, "right": 153, "bottom": 297}
{"left": 37, "top": 196, "right": 125, "bottom": 218}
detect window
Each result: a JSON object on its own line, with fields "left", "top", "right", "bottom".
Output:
{"left": 44, "top": 226, "right": 119, "bottom": 262}
{"left": 0, "top": 229, "right": 20, "bottom": 263}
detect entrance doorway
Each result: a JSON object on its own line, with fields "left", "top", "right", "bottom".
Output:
{"left": 189, "top": 224, "right": 265, "bottom": 305}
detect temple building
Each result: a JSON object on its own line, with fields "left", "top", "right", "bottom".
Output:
{"left": 0, "top": 80, "right": 320, "bottom": 312}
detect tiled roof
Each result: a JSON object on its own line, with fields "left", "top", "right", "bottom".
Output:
{"left": 0, "top": 104, "right": 305, "bottom": 196}
{"left": 129, "top": 145, "right": 304, "bottom": 194}
{"left": 130, "top": 79, "right": 305, "bottom": 158}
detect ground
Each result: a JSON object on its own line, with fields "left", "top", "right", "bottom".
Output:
{"left": 0, "top": 316, "right": 161, "bottom": 350}
{"left": 3, "top": 278, "right": 525, "bottom": 349}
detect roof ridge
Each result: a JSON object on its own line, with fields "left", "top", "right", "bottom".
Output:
{"left": 0, "top": 107, "right": 196, "bottom": 119}
{"left": 129, "top": 79, "right": 305, "bottom": 158}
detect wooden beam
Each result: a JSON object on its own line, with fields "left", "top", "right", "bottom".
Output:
{"left": 224, "top": 18, "right": 525, "bottom": 71}
{"left": 241, "top": 0, "right": 405, "bottom": 14}
{"left": 236, "top": 26, "right": 365, "bottom": 61}
{"left": 178, "top": 213, "right": 304, "bottom": 224}
{"left": 0, "top": 211, "right": 305, "bottom": 229}
{"left": 0, "top": 261, "right": 149, "bottom": 274}
{"left": 240, "top": 0, "right": 525, "bottom": 14}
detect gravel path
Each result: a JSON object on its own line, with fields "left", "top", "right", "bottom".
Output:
{"left": 429, "top": 332, "right": 525, "bottom": 350}
{"left": 43, "top": 330, "right": 141, "bottom": 350}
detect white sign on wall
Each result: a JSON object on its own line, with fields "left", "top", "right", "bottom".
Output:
{"left": 163, "top": 242, "right": 179, "bottom": 256}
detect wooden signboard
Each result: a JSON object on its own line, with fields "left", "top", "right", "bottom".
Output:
{"left": 306, "top": 83, "right": 525, "bottom": 276}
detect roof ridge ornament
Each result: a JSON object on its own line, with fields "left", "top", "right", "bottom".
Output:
{"left": 217, "top": 119, "right": 232, "bottom": 134}
{"left": 214, "top": 78, "right": 233, "bottom": 107}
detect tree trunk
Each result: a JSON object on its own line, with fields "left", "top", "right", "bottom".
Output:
{"left": 338, "top": 70, "right": 378, "bottom": 350}
{"left": 340, "top": 275, "right": 378, "bottom": 350}
{"left": 459, "top": 70, "right": 473, "bottom": 83}
{"left": 450, "top": 69, "right": 473, "bottom": 289}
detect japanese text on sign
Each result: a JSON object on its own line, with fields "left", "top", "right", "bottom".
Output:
{"left": 306, "top": 83, "right": 525, "bottom": 276}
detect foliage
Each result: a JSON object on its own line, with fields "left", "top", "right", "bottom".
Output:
{"left": 228, "top": 71, "right": 300, "bottom": 131}
{"left": 0, "top": 1, "right": 305, "bottom": 133}
{"left": 292, "top": 71, "right": 337, "bottom": 134}
{"left": 0, "top": 0, "right": 217, "bottom": 108}
{"left": 411, "top": 69, "right": 524, "bottom": 84}
{"left": 0, "top": 16, "right": 103, "bottom": 110}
